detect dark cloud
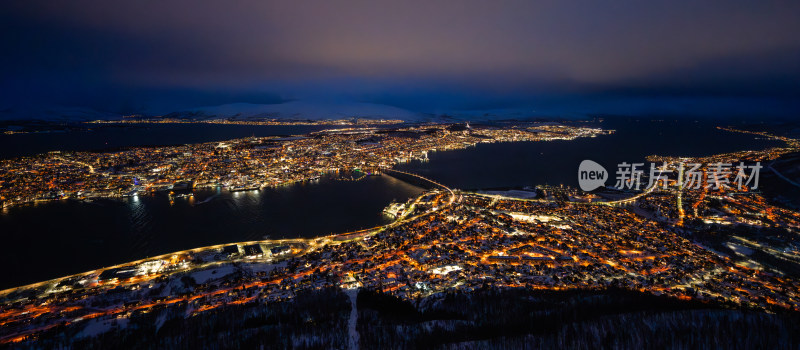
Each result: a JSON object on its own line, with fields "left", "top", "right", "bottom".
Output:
{"left": 1, "top": 0, "right": 799, "bottom": 116}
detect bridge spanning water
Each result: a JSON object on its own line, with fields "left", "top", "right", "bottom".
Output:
{"left": 383, "top": 168, "right": 454, "bottom": 198}
{"left": 0, "top": 167, "right": 457, "bottom": 294}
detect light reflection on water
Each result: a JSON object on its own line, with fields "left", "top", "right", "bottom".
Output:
{"left": 0, "top": 119, "right": 787, "bottom": 288}
{"left": 0, "top": 174, "right": 423, "bottom": 289}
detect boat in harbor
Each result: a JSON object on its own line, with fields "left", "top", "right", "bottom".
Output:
{"left": 229, "top": 184, "right": 261, "bottom": 192}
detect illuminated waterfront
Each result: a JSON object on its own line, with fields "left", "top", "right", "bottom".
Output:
{"left": 0, "top": 119, "right": 787, "bottom": 289}
{"left": 0, "top": 173, "right": 423, "bottom": 289}
{"left": 1, "top": 119, "right": 799, "bottom": 347}
{"left": 396, "top": 118, "right": 785, "bottom": 190}
{"left": 0, "top": 124, "right": 335, "bottom": 159}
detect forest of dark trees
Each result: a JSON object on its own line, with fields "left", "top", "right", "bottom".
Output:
{"left": 8, "top": 287, "right": 800, "bottom": 349}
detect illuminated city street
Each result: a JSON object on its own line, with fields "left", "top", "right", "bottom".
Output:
{"left": 2, "top": 1, "right": 800, "bottom": 347}
{"left": 2, "top": 125, "right": 799, "bottom": 345}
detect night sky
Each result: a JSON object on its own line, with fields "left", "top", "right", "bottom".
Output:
{"left": 1, "top": 0, "right": 799, "bottom": 117}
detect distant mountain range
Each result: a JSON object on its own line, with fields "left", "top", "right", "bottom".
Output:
{"left": 0, "top": 105, "right": 118, "bottom": 122}
{"left": 0, "top": 101, "right": 555, "bottom": 123}
{"left": 171, "top": 101, "right": 423, "bottom": 121}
